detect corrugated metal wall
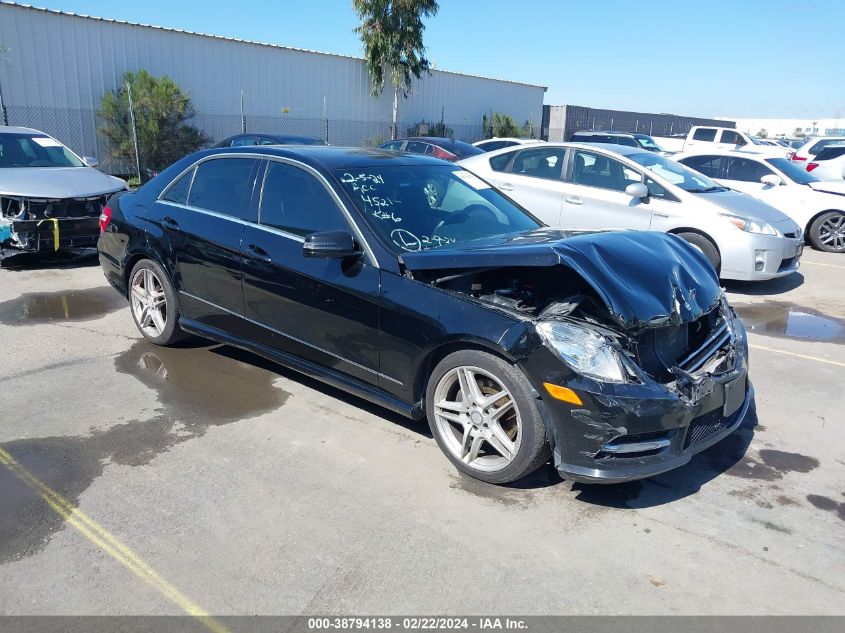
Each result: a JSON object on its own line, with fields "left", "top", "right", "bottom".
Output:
{"left": 0, "top": 2, "right": 545, "bottom": 166}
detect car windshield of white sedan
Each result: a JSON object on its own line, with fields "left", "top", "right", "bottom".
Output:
{"left": 0, "top": 133, "right": 85, "bottom": 168}
{"left": 635, "top": 135, "right": 663, "bottom": 151}
{"left": 765, "top": 158, "right": 820, "bottom": 185}
{"left": 627, "top": 152, "right": 727, "bottom": 193}
{"left": 335, "top": 165, "right": 540, "bottom": 253}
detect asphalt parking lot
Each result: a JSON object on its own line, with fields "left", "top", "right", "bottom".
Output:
{"left": 0, "top": 248, "right": 843, "bottom": 617}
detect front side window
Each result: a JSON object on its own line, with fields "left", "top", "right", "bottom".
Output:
{"left": 726, "top": 157, "right": 774, "bottom": 182}
{"left": 335, "top": 165, "right": 539, "bottom": 254}
{"left": 511, "top": 148, "right": 565, "bottom": 180}
{"left": 679, "top": 155, "right": 725, "bottom": 179}
{"left": 570, "top": 150, "right": 632, "bottom": 192}
{"left": 0, "top": 133, "right": 85, "bottom": 168}
{"left": 720, "top": 130, "right": 745, "bottom": 146}
{"left": 628, "top": 152, "right": 725, "bottom": 193}
{"left": 260, "top": 161, "right": 348, "bottom": 236}
{"left": 692, "top": 128, "right": 717, "bottom": 142}
{"left": 187, "top": 158, "right": 258, "bottom": 217}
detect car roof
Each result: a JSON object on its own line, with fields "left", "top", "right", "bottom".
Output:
{"left": 463, "top": 141, "right": 647, "bottom": 159}
{"left": 203, "top": 145, "right": 448, "bottom": 169}
{"left": 572, "top": 130, "right": 635, "bottom": 137}
{"left": 676, "top": 148, "right": 786, "bottom": 159}
{"left": 0, "top": 125, "right": 46, "bottom": 135}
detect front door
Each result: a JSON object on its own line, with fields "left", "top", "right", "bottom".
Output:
{"left": 559, "top": 149, "right": 653, "bottom": 230}
{"left": 241, "top": 159, "right": 382, "bottom": 386}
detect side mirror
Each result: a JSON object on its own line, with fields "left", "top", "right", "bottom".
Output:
{"left": 625, "top": 182, "right": 650, "bottom": 199}
{"left": 303, "top": 230, "right": 360, "bottom": 259}
{"left": 760, "top": 174, "right": 783, "bottom": 187}
{"left": 83, "top": 156, "right": 99, "bottom": 168}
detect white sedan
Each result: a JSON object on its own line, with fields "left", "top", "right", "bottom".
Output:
{"left": 458, "top": 142, "right": 804, "bottom": 281}
{"left": 675, "top": 149, "right": 845, "bottom": 253}
{"left": 472, "top": 138, "right": 543, "bottom": 152}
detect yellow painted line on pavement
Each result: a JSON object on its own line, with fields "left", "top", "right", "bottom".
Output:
{"left": 749, "top": 343, "right": 845, "bottom": 369}
{"left": 801, "top": 260, "right": 845, "bottom": 270}
{"left": 0, "top": 446, "right": 228, "bottom": 633}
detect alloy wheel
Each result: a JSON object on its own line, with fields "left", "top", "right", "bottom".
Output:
{"left": 423, "top": 182, "right": 439, "bottom": 208}
{"left": 130, "top": 268, "right": 168, "bottom": 337}
{"left": 432, "top": 365, "right": 522, "bottom": 473}
{"left": 818, "top": 214, "right": 845, "bottom": 251}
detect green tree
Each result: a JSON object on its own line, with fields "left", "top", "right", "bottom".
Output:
{"left": 353, "top": 0, "right": 439, "bottom": 139}
{"left": 793, "top": 127, "right": 806, "bottom": 138}
{"left": 491, "top": 112, "right": 521, "bottom": 138}
{"left": 407, "top": 119, "right": 452, "bottom": 137}
{"left": 98, "top": 70, "right": 209, "bottom": 175}
{"left": 756, "top": 128, "right": 768, "bottom": 138}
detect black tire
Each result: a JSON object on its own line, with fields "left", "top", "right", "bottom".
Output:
{"left": 808, "top": 211, "right": 845, "bottom": 252}
{"left": 127, "top": 258, "right": 188, "bottom": 346}
{"left": 425, "top": 349, "right": 551, "bottom": 485}
{"left": 677, "top": 232, "right": 721, "bottom": 274}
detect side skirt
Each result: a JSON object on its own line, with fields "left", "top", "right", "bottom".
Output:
{"left": 178, "top": 317, "right": 422, "bottom": 420}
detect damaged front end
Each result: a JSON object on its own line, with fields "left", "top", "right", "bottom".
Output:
{"left": 403, "top": 230, "right": 752, "bottom": 483}
{"left": 1, "top": 194, "right": 108, "bottom": 259}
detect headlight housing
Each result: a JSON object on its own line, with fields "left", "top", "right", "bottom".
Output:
{"left": 536, "top": 321, "right": 629, "bottom": 383}
{"left": 720, "top": 212, "right": 780, "bottom": 236}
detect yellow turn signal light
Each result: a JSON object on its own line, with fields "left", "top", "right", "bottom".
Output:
{"left": 543, "top": 382, "right": 583, "bottom": 406}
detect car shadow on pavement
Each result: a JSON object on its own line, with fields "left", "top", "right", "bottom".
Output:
{"left": 569, "top": 399, "right": 759, "bottom": 508}
{"left": 0, "top": 248, "right": 100, "bottom": 271}
{"left": 724, "top": 272, "right": 804, "bottom": 296}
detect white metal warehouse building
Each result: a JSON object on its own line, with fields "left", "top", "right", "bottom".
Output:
{"left": 0, "top": 1, "right": 546, "bottom": 172}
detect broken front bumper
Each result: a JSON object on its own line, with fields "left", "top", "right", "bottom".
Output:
{"left": 520, "top": 317, "right": 752, "bottom": 484}
{"left": 1, "top": 217, "right": 100, "bottom": 256}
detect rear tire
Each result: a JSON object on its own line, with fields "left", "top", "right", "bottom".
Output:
{"left": 809, "top": 211, "right": 845, "bottom": 252}
{"left": 677, "top": 232, "right": 721, "bottom": 274}
{"left": 128, "top": 259, "right": 187, "bottom": 346}
{"left": 426, "top": 350, "right": 551, "bottom": 485}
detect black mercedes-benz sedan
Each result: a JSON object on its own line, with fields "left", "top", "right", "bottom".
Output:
{"left": 98, "top": 146, "right": 752, "bottom": 485}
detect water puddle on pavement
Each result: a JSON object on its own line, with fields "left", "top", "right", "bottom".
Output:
{"left": 733, "top": 301, "right": 845, "bottom": 344}
{"left": 0, "top": 286, "right": 125, "bottom": 325}
{"left": 0, "top": 341, "right": 290, "bottom": 563}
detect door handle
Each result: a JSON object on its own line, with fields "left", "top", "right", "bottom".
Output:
{"left": 161, "top": 216, "right": 180, "bottom": 230}
{"left": 499, "top": 183, "right": 515, "bottom": 191}
{"left": 564, "top": 196, "right": 583, "bottom": 205}
{"left": 653, "top": 212, "right": 669, "bottom": 218}
{"left": 246, "top": 244, "right": 272, "bottom": 263}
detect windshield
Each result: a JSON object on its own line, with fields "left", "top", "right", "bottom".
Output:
{"left": 335, "top": 165, "right": 540, "bottom": 254}
{"left": 634, "top": 135, "right": 664, "bottom": 152}
{"left": 0, "top": 133, "right": 85, "bottom": 168}
{"left": 765, "top": 157, "right": 820, "bottom": 185}
{"left": 748, "top": 136, "right": 765, "bottom": 145}
{"left": 627, "top": 152, "right": 726, "bottom": 193}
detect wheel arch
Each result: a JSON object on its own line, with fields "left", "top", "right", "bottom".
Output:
{"left": 666, "top": 226, "right": 721, "bottom": 255}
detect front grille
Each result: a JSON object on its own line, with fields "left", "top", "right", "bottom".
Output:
{"left": 683, "top": 402, "right": 744, "bottom": 450}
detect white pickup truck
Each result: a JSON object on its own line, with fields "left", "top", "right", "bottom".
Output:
{"left": 654, "top": 126, "right": 790, "bottom": 156}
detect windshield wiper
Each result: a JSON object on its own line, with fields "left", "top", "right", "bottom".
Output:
{"left": 687, "top": 186, "right": 725, "bottom": 193}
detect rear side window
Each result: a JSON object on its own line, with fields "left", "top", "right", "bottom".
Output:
{"left": 259, "top": 161, "right": 347, "bottom": 237}
{"left": 162, "top": 169, "right": 194, "bottom": 204}
{"left": 692, "top": 128, "right": 717, "bottom": 142}
{"left": 187, "top": 158, "right": 258, "bottom": 218}
{"left": 512, "top": 148, "right": 565, "bottom": 180}
{"left": 489, "top": 151, "right": 514, "bottom": 172}
{"left": 381, "top": 141, "right": 403, "bottom": 151}
{"left": 814, "top": 146, "right": 845, "bottom": 161}
{"left": 726, "top": 157, "right": 774, "bottom": 182}
{"left": 679, "top": 155, "right": 725, "bottom": 179}
{"left": 405, "top": 141, "right": 428, "bottom": 154}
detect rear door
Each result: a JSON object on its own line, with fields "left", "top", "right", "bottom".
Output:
{"left": 240, "top": 159, "right": 382, "bottom": 386}
{"left": 148, "top": 156, "right": 260, "bottom": 332}
{"left": 558, "top": 148, "right": 652, "bottom": 230}
{"left": 490, "top": 146, "right": 566, "bottom": 225}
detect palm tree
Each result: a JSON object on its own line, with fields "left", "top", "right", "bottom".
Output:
{"left": 353, "top": 0, "right": 439, "bottom": 139}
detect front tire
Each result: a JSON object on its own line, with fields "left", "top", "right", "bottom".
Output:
{"left": 426, "top": 350, "right": 551, "bottom": 484}
{"left": 128, "top": 259, "right": 187, "bottom": 346}
{"left": 677, "top": 232, "right": 721, "bottom": 274}
{"left": 809, "top": 211, "right": 845, "bottom": 252}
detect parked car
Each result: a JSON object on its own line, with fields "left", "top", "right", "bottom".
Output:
{"left": 806, "top": 145, "right": 845, "bottom": 181}
{"left": 1, "top": 125, "right": 127, "bottom": 259}
{"left": 653, "top": 126, "right": 789, "bottom": 157}
{"left": 215, "top": 133, "right": 327, "bottom": 148}
{"left": 676, "top": 149, "right": 845, "bottom": 252}
{"left": 570, "top": 130, "right": 665, "bottom": 153}
{"left": 473, "top": 137, "right": 543, "bottom": 152}
{"left": 458, "top": 142, "right": 803, "bottom": 280}
{"left": 790, "top": 136, "right": 845, "bottom": 165}
{"left": 98, "top": 145, "right": 751, "bottom": 485}
{"left": 378, "top": 137, "right": 483, "bottom": 161}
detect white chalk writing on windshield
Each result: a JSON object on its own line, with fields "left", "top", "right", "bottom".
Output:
{"left": 390, "top": 228, "right": 455, "bottom": 252}
{"left": 341, "top": 172, "right": 404, "bottom": 223}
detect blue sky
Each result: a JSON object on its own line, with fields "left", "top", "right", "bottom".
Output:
{"left": 26, "top": 0, "right": 845, "bottom": 118}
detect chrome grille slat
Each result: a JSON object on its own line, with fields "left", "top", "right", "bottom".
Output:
{"left": 677, "top": 320, "right": 730, "bottom": 372}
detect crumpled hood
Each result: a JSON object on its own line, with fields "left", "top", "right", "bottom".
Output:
{"left": 808, "top": 180, "right": 845, "bottom": 196}
{"left": 401, "top": 229, "right": 722, "bottom": 329}
{"left": 0, "top": 167, "right": 126, "bottom": 198}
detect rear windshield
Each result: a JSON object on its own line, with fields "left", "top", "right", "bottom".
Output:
{"left": 765, "top": 158, "right": 820, "bottom": 185}
{"left": 634, "top": 135, "right": 663, "bottom": 151}
{"left": 0, "top": 133, "right": 85, "bottom": 168}
{"left": 814, "top": 146, "right": 845, "bottom": 161}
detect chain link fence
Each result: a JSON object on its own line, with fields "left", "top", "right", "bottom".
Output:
{"left": 6, "top": 104, "right": 486, "bottom": 179}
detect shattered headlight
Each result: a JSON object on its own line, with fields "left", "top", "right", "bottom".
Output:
{"left": 536, "top": 321, "right": 628, "bottom": 383}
